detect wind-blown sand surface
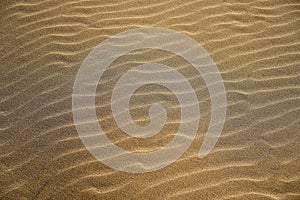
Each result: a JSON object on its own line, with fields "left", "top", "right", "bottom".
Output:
{"left": 1, "top": 0, "right": 300, "bottom": 199}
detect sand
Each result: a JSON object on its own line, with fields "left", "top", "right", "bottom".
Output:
{"left": 1, "top": 0, "right": 300, "bottom": 199}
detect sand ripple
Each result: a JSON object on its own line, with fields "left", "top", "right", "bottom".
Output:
{"left": 1, "top": 0, "right": 299, "bottom": 199}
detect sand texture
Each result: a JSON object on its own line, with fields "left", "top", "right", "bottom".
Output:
{"left": 1, "top": 0, "right": 300, "bottom": 199}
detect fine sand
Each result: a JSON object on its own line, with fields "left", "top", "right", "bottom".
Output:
{"left": 1, "top": 0, "right": 300, "bottom": 199}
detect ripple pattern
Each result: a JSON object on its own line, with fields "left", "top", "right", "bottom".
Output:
{"left": 1, "top": 0, "right": 299, "bottom": 199}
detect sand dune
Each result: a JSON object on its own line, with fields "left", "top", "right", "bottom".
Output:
{"left": 1, "top": 0, "right": 300, "bottom": 199}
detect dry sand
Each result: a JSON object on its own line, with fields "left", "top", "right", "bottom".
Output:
{"left": 1, "top": 0, "right": 300, "bottom": 199}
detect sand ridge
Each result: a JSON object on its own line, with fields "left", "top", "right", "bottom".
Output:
{"left": 1, "top": 0, "right": 300, "bottom": 199}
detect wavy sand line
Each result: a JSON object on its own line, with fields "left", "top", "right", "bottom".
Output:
{"left": 1, "top": 0, "right": 300, "bottom": 199}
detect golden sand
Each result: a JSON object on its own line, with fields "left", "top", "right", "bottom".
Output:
{"left": 1, "top": 0, "right": 300, "bottom": 199}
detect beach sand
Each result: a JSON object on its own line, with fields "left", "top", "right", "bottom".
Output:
{"left": 1, "top": 0, "right": 300, "bottom": 199}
